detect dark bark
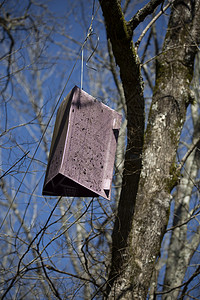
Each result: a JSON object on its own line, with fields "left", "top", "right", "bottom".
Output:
{"left": 127, "top": 0, "right": 163, "bottom": 31}
{"left": 100, "top": 0, "right": 145, "bottom": 292}
{"left": 100, "top": 0, "right": 200, "bottom": 299}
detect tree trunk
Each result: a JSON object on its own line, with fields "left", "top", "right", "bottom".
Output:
{"left": 100, "top": 0, "right": 200, "bottom": 299}
{"left": 99, "top": 2, "right": 145, "bottom": 295}
{"left": 163, "top": 55, "right": 200, "bottom": 298}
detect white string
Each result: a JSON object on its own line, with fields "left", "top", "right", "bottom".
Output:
{"left": 81, "top": 47, "right": 84, "bottom": 90}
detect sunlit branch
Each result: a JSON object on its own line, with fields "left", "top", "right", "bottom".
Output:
{"left": 135, "top": 0, "right": 174, "bottom": 49}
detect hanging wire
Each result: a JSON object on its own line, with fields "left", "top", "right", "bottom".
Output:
{"left": 0, "top": 0, "right": 100, "bottom": 230}
{"left": 81, "top": 48, "right": 84, "bottom": 90}
{"left": 80, "top": 0, "right": 100, "bottom": 89}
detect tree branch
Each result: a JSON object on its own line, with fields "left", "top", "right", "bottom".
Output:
{"left": 127, "top": 0, "right": 164, "bottom": 32}
{"left": 178, "top": 137, "right": 200, "bottom": 171}
{"left": 156, "top": 265, "right": 200, "bottom": 296}
{"left": 135, "top": 0, "right": 173, "bottom": 49}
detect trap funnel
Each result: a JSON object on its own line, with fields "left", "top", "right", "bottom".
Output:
{"left": 42, "top": 86, "right": 122, "bottom": 200}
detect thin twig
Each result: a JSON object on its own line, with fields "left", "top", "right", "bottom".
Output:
{"left": 45, "top": 264, "right": 100, "bottom": 286}
{"left": 0, "top": 151, "right": 30, "bottom": 180}
{"left": 156, "top": 265, "right": 200, "bottom": 296}
{"left": 177, "top": 138, "right": 200, "bottom": 171}
{"left": 135, "top": 1, "right": 174, "bottom": 49}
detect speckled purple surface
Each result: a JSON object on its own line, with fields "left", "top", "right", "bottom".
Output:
{"left": 42, "top": 86, "right": 122, "bottom": 200}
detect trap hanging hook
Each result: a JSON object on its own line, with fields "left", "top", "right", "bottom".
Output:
{"left": 86, "top": 32, "right": 99, "bottom": 71}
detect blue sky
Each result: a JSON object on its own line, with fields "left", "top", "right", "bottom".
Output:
{"left": 1, "top": 1, "right": 199, "bottom": 298}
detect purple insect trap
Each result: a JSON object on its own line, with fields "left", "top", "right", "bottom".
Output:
{"left": 42, "top": 86, "right": 122, "bottom": 200}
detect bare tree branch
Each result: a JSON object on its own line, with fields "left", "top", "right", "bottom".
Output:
{"left": 127, "top": 0, "right": 164, "bottom": 32}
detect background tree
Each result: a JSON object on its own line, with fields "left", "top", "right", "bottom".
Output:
{"left": 0, "top": 0, "right": 200, "bottom": 299}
